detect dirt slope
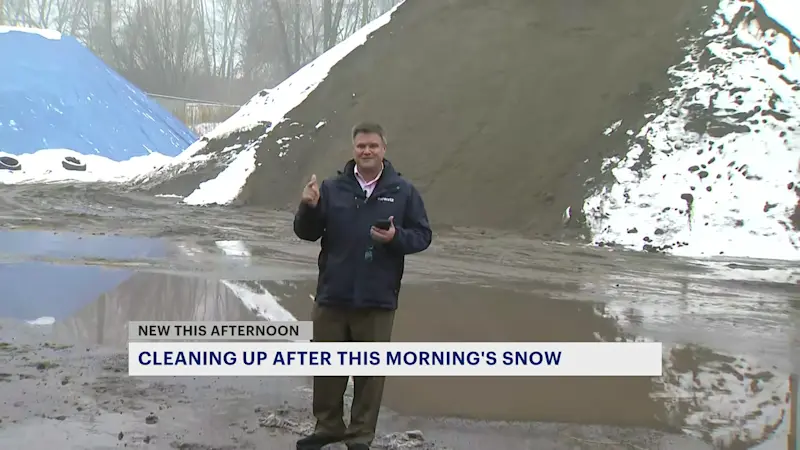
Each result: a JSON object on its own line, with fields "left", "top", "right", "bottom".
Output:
{"left": 230, "top": 0, "right": 716, "bottom": 238}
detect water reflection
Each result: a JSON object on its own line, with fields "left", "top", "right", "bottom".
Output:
{"left": 0, "top": 232, "right": 794, "bottom": 448}
{"left": 52, "top": 272, "right": 260, "bottom": 346}
{"left": 0, "top": 230, "right": 165, "bottom": 321}
{"left": 577, "top": 268, "right": 794, "bottom": 447}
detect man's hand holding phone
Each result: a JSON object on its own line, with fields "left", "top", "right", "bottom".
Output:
{"left": 370, "top": 216, "right": 395, "bottom": 243}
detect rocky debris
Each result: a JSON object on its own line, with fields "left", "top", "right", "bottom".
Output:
{"left": 255, "top": 402, "right": 435, "bottom": 449}
{"left": 169, "top": 443, "right": 239, "bottom": 450}
{"left": 373, "top": 430, "right": 434, "bottom": 449}
{"left": 257, "top": 404, "right": 314, "bottom": 436}
{"left": 34, "top": 361, "right": 59, "bottom": 371}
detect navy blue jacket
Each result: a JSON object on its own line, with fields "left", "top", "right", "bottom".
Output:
{"left": 293, "top": 159, "right": 432, "bottom": 310}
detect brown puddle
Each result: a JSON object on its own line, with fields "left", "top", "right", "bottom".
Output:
{"left": 272, "top": 279, "right": 669, "bottom": 430}
{"left": 46, "top": 268, "right": 666, "bottom": 428}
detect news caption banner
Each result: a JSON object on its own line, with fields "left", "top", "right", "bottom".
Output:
{"left": 128, "top": 321, "right": 664, "bottom": 377}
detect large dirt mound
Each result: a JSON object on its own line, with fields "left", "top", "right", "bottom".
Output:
{"left": 217, "top": 0, "right": 717, "bottom": 238}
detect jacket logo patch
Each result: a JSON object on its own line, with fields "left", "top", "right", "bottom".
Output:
{"left": 377, "top": 197, "right": 394, "bottom": 203}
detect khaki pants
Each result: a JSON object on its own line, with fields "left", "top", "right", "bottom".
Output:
{"left": 311, "top": 303, "right": 395, "bottom": 445}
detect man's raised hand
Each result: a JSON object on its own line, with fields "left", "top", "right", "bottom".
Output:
{"left": 301, "top": 174, "right": 320, "bottom": 207}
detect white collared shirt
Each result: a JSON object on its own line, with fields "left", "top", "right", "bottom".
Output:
{"left": 354, "top": 163, "right": 384, "bottom": 198}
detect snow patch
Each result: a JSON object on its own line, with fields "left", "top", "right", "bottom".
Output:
{"left": 182, "top": 147, "right": 258, "bottom": 205}
{"left": 0, "top": 26, "right": 61, "bottom": 40}
{"left": 584, "top": 0, "right": 800, "bottom": 261}
{"left": 0, "top": 149, "right": 173, "bottom": 184}
{"left": 757, "top": 0, "right": 800, "bottom": 44}
{"left": 26, "top": 316, "right": 55, "bottom": 326}
{"left": 603, "top": 120, "right": 622, "bottom": 136}
{"left": 130, "top": 144, "right": 239, "bottom": 186}
{"left": 215, "top": 240, "right": 251, "bottom": 258}
{"left": 191, "top": 122, "right": 221, "bottom": 135}
{"left": 691, "top": 258, "right": 799, "bottom": 284}
{"left": 154, "top": 194, "right": 183, "bottom": 199}
{"left": 175, "top": 1, "right": 405, "bottom": 206}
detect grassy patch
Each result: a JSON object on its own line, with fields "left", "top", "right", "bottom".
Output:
{"left": 43, "top": 342, "right": 74, "bottom": 350}
{"left": 30, "top": 360, "right": 59, "bottom": 371}
{"left": 0, "top": 342, "right": 16, "bottom": 351}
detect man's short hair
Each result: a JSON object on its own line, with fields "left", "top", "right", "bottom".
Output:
{"left": 352, "top": 121, "right": 387, "bottom": 145}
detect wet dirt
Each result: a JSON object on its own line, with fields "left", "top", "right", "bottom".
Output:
{"left": 0, "top": 183, "right": 798, "bottom": 448}
{"left": 0, "top": 273, "right": 720, "bottom": 450}
{"left": 0, "top": 331, "right": 714, "bottom": 450}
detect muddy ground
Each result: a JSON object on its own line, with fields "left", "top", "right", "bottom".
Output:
{"left": 0, "top": 184, "right": 797, "bottom": 449}
{"left": 0, "top": 324, "right": 716, "bottom": 450}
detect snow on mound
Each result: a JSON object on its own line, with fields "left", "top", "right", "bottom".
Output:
{"left": 136, "top": 1, "right": 405, "bottom": 205}
{"left": 0, "top": 25, "right": 61, "bottom": 40}
{"left": 192, "top": 122, "right": 221, "bottom": 135}
{"left": 584, "top": 0, "right": 800, "bottom": 261}
{"left": 758, "top": 0, "right": 800, "bottom": 45}
{"left": 0, "top": 149, "right": 173, "bottom": 184}
{"left": 26, "top": 316, "right": 55, "bottom": 326}
{"left": 0, "top": 26, "right": 195, "bottom": 166}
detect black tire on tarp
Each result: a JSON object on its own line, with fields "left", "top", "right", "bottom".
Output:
{"left": 0, "top": 156, "right": 21, "bottom": 171}
{"left": 62, "top": 156, "right": 87, "bottom": 172}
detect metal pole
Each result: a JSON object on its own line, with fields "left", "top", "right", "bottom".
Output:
{"left": 791, "top": 373, "right": 798, "bottom": 449}
{"left": 143, "top": 92, "right": 241, "bottom": 108}
{"left": 791, "top": 299, "right": 800, "bottom": 450}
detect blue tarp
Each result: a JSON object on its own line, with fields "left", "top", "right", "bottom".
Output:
{"left": 0, "top": 28, "right": 197, "bottom": 161}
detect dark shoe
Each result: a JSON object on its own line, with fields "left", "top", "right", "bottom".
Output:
{"left": 296, "top": 433, "right": 343, "bottom": 450}
{"left": 346, "top": 443, "right": 370, "bottom": 450}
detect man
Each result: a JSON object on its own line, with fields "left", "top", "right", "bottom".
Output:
{"left": 293, "top": 122, "right": 432, "bottom": 450}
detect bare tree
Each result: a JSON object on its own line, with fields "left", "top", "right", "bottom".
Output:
{"left": 76, "top": 0, "right": 121, "bottom": 65}
{"left": 116, "top": 0, "right": 203, "bottom": 93}
{"left": 361, "top": 0, "right": 369, "bottom": 26}
{"left": 3, "top": 0, "right": 86, "bottom": 33}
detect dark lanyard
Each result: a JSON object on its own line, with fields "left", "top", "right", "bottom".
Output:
{"left": 363, "top": 189, "right": 376, "bottom": 262}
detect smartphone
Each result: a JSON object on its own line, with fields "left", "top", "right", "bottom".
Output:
{"left": 373, "top": 219, "right": 392, "bottom": 230}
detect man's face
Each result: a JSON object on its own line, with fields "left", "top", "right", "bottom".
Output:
{"left": 353, "top": 132, "right": 385, "bottom": 171}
